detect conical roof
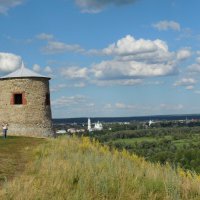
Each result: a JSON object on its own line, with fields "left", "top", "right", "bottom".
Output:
{"left": 0, "top": 62, "right": 50, "bottom": 80}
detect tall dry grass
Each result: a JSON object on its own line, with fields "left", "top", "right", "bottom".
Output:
{"left": 0, "top": 136, "right": 200, "bottom": 200}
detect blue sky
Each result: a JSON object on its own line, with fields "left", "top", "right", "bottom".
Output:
{"left": 1, "top": 0, "right": 200, "bottom": 118}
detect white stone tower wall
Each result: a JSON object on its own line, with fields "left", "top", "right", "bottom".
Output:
{"left": 0, "top": 77, "right": 53, "bottom": 137}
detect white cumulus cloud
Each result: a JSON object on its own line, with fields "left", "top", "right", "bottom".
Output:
{"left": 92, "top": 79, "right": 143, "bottom": 86}
{"left": 0, "top": 0, "right": 24, "bottom": 14}
{"left": 0, "top": 52, "right": 22, "bottom": 72}
{"left": 61, "top": 67, "right": 89, "bottom": 79}
{"left": 59, "top": 35, "right": 185, "bottom": 86}
{"left": 32, "top": 64, "right": 41, "bottom": 72}
{"left": 42, "top": 41, "right": 85, "bottom": 54}
{"left": 196, "top": 57, "right": 200, "bottom": 63}
{"left": 176, "top": 48, "right": 192, "bottom": 61}
{"left": 52, "top": 95, "right": 86, "bottom": 108}
{"left": 90, "top": 35, "right": 175, "bottom": 65}
{"left": 160, "top": 103, "right": 183, "bottom": 110}
{"left": 36, "top": 33, "right": 54, "bottom": 40}
{"left": 186, "top": 85, "right": 194, "bottom": 90}
{"left": 188, "top": 56, "right": 200, "bottom": 73}
{"left": 100, "top": 35, "right": 169, "bottom": 57}
{"left": 50, "top": 82, "right": 86, "bottom": 92}
{"left": 88, "top": 35, "right": 178, "bottom": 81}
{"left": 44, "top": 66, "right": 53, "bottom": 74}
{"left": 74, "top": 82, "right": 86, "bottom": 87}
{"left": 153, "top": 20, "right": 181, "bottom": 31}
{"left": 174, "top": 78, "right": 197, "bottom": 86}
{"left": 115, "top": 102, "right": 136, "bottom": 109}
{"left": 50, "top": 84, "right": 67, "bottom": 93}
{"left": 91, "top": 60, "right": 177, "bottom": 80}
{"left": 75, "top": 0, "right": 137, "bottom": 13}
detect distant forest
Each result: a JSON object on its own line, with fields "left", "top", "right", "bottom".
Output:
{"left": 88, "top": 126, "right": 200, "bottom": 173}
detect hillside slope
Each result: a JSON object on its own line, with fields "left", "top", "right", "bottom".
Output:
{"left": 0, "top": 136, "right": 45, "bottom": 185}
{"left": 0, "top": 136, "right": 200, "bottom": 200}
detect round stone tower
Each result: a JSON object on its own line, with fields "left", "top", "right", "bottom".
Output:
{"left": 0, "top": 63, "right": 53, "bottom": 137}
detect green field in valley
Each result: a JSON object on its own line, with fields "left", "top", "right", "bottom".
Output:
{"left": 113, "top": 136, "right": 199, "bottom": 147}
{"left": 91, "top": 126, "right": 200, "bottom": 173}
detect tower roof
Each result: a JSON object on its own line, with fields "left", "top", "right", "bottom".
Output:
{"left": 0, "top": 62, "right": 50, "bottom": 80}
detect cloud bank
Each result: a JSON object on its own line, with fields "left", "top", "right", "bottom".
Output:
{"left": 188, "top": 55, "right": 200, "bottom": 73}
{"left": 75, "top": 0, "right": 137, "bottom": 13}
{"left": 174, "top": 78, "right": 197, "bottom": 90}
{"left": 36, "top": 33, "right": 54, "bottom": 41}
{"left": 61, "top": 35, "right": 184, "bottom": 86}
{"left": 0, "top": 0, "right": 24, "bottom": 14}
{"left": 52, "top": 95, "right": 86, "bottom": 108}
{"left": 42, "top": 41, "right": 84, "bottom": 54}
{"left": 176, "top": 48, "right": 191, "bottom": 61}
{"left": 91, "top": 60, "right": 177, "bottom": 80}
{"left": 153, "top": 20, "right": 181, "bottom": 31}
{"left": 61, "top": 67, "right": 89, "bottom": 79}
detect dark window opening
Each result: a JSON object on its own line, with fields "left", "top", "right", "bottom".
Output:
{"left": 14, "top": 94, "right": 23, "bottom": 105}
{"left": 46, "top": 93, "right": 50, "bottom": 105}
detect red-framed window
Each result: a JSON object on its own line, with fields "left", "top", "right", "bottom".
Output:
{"left": 10, "top": 92, "right": 27, "bottom": 105}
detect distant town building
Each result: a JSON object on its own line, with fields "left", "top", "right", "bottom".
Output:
{"left": 0, "top": 62, "right": 53, "bottom": 137}
{"left": 94, "top": 121, "right": 103, "bottom": 131}
{"left": 88, "top": 118, "right": 92, "bottom": 132}
{"left": 67, "top": 128, "right": 85, "bottom": 134}
{"left": 149, "top": 120, "right": 154, "bottom": 126}
{"left": 88, "top": 118, "right": 103, "bottom": 131}
{"left": 67, "top": 128, "right": 76, "bottom": 134}
{"left": 56, "top": 130, "right": 67, "bottom": 134}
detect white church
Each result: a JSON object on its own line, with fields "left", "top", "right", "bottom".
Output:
{"left": 88, "top": 118, "right": 103, "bottom": 132}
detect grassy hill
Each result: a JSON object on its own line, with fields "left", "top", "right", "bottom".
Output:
{"left": 0, "top": 136, "right": 45, "bottom": 185}
{"left": 0, "top": 136, "right": 200, "bottom": 199}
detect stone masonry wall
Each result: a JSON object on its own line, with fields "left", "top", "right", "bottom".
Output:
{"left": 0, "top": 78, "right": 53, "bottom": 137}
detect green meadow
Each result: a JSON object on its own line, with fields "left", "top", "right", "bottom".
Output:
{"left": 112, "top": 136, "right": 196, "bottom": 147}
{"left": 91, "top": 127, "right": 200, "bottom": 173}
